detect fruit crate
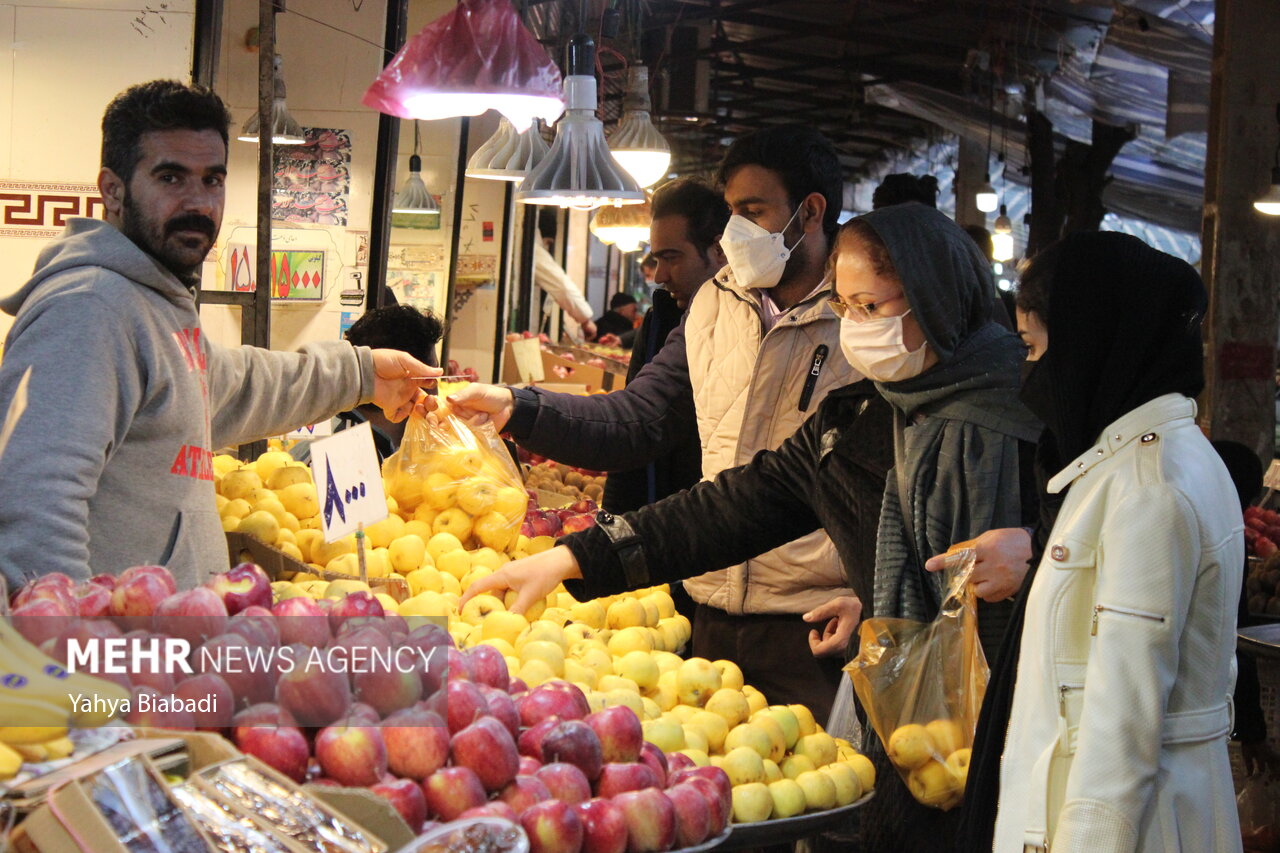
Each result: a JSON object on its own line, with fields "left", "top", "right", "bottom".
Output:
{"left": 224, "top": 532, "right": 408, "bottom": 601}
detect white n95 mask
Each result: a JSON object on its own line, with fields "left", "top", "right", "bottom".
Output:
{"left": 838, "top": 310, "right": 930, "bottom": 382}
{"left": 720, "top": 206, "right": 806, "bottom": 289}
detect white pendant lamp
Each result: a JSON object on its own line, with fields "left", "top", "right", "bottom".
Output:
{"left": 991, "top": 203, "right": 1014, "bottom": 261}
{"left": 608, "top": 66, "right": 671, "bottom": 189}
{"left": 393, "top": 122, "right": 440, "bottom": 214}
{"left": 466, "top": 117, "right": 550, "bottom": 181}
{"left": 590, "top": 198, "right": 652, "bottom": 252}
{"left": 1254, "top": 170, "right": 1280, "bottom": 215}
{"left": 517, "top": 34, "right": 645, "bottom": 210}
{"left": 975, "top": 176, "right": 998, "bottom": 213}
{"left": 238, "top": 54, "right": 306, "bottom": 145}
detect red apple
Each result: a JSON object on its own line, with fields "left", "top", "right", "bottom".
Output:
{"left": 451, "top": 716, "right": 520, "bottom": 792}
{"left": 346, "top": 701, "right": 381, "bottom": 725}
{"left": 275, "top": 643, "right": 352, "bottom": 726}
{"left": 467, "top": 645, "right": 510, "bottom": 690}
{"left": 74, "top": 583, "right": 113, "bottom": 621}
{"left": 519, "top": 682, "right": 590, "bottom": 728}
{"left": 173, "top": 673, "right": 234, "bottom": 729}
{"left": 126, "top": 635, "right": 177, "bottom": 694}
{"left": 665, "top": 752, "right": 696, "bottom": 775}
{"left": 445, "top": 646, "right": 476, "bottom": 682}
{"left": 226, "top": 606, "right": 281, "bottom": 649}
{"left": 328, "top": 591, "right": 384, "bottom": 633}
{"left": 613, "top": 788, "right": 676, "bottom": 853}
{"left": 325, "top": 625, "right": 391, "bottom": 675}
{"left": 198, "top": 633, "right": 275, "bottom": 708}
{"left": 11, "top": 599, "right": 76, "bottom": 647}
{"left": 88, "top": 573, "right": 117, "bottom": 590}
{"left": 230, "top": 702, "right": 298, "bottom": 741}
{"left": 459, "top": 802, "right": 519, "bottom": 822}
{"left": 561, "top": 515, "right": 596, "bottom": 534}
{"left": 370, "top": 778, "right": 428, "bottom": 833}
{"left": 519, "top": 755, "right": 542, "bottom": 775}
{"left": 315, "top": 724, "right": 388, "bottom": 787}
{"left": 668, "top": 767, "right": 731, "bottom": 822}
{"left": 536, "top": 762, "right": 592, "bottom": 805}
{"left": 352, "top": 655, "right": 422, "bottom": 717}
{"left": 152, "top": 587, "right": 228, "bottom": 647}
{"left": 519, "top": 717, "right": 564, "bottom": 761}
{"left": 541, "top": 720, "right": 604, "bottom": 781}
{"left": 477, "top": 685, "right": 520, "bottom": 739}
{"left": 426, "top": 679, "right": 488, "bottom": 734}
{"left": 119, "top": 565, "right": 176, "bottom": 594}
{"left": 422, "top": 766, "right": 487, "bottom": 821}
{"left": 236, "top": 725, "right": 310, "bottom": 782}
{"left": 574, "top": 798, "right": 629, "bottom": 853}
{"left": 521, "top": 799, "right": 584, "bottom": 853}
{"left": 498, "top": 774, "right": 551, "bottom": 814}
{"left": 49, "top": 619, "right": 123, "bottom": 670}
{"left": 682, "top": 777, "right": 728, "bottom": 837}
{"left": 595, "top": 763, "right": 661, "bottom": 799}
{"left": 586, "top": 706, "right": 644, "bottom": 764}
{"left": 639, "top": 742, "right": 668, "bottom": 786}
{"left": 207, "top": 563, "right": 270, "bottom": 615}
{"left": 108, "top": 573, "right": 171, "bottom": 632}
{"left": 383, "top": 708, "right": 450, "bottom": 780}
{"left": 337, "top": 616, "right": 393, "bottom": 641}
{"left": 273, "top": 597, "right": 332, "bottom": 647}
{"left": 508, "top": 676, "right": 528, "bottom": 696}
{"left": 665, "top": 782, "right": 711, "bottom": 847}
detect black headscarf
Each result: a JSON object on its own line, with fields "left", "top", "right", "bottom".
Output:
{"left": 1019, "top": 231, "right": 1207, "bottom": 466}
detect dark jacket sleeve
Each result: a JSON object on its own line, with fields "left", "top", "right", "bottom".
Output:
{"left": 559, "top": 405, "right": 827, "bottom": 600}
{"left": 504, "top": 320, "right": 695, "bottom": 472}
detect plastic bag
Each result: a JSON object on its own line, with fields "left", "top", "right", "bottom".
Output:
{"left": 381, "top": 411, "right": 528, "bottom": 553}
{"left": 845, "top": 549, "right": 988, "bottom": 811}
{"left": 398, "top": 817, "right": 528, "bottom": 853}
{"left": 1240, "top": 776, "right": 1280, "bottom": 853}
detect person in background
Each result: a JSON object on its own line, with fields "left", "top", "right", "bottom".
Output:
{"left": 534, "top": 209, "right": 596, "bottom": 340}
{"left": 872, "top": 173, "right": 939, "bottom": 209}
{"left": 640, "top": 253, "right": 658, "bottom": 286}
{"left": 291, "top": 305, "right": 444, "bottom": 463}
{"left": 993, "top": 233, "right": 1243, "bottom": 851}
{"left": 594, "top": 292, "right": 640, "bottom": 343}
{"left": 0, "top": 80, "right": 434, "bottom": 590}
{"left": 450, "top": 126, "right": 861, "bottom": 722}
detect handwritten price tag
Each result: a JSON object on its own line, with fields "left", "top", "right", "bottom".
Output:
{"left": 310, "top": 422, "right": 388, "bottom": 543}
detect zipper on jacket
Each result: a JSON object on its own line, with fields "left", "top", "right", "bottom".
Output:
{"left": 1090, "top": 603, "right": 1166, "bottom": 636}
{"left": 797, "top": 345, "right": 828, "bottom": 412}
{"left": 1057, "top": 682, "right": 1084, "bottom": 716}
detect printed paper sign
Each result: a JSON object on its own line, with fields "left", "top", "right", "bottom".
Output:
{"left": 1264, "top": 459, "right": 1280, "bottom": 491}
{"left": 284, "top": 420, "right": 334, "bottom": 440}
{"left": 310, "top": 422, "right": 388, "bottom": 543}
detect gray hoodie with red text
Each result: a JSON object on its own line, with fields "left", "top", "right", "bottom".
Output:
{"left": 0, "top": 218, "right": 374, "bottom": 589}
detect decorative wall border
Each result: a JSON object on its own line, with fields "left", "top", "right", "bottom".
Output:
{"left": 0, "top": 180, "right": 105, "bottom": 239}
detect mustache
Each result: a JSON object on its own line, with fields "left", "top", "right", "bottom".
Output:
{"left": 165, "top": 214, "right": 216, "bottom": 239}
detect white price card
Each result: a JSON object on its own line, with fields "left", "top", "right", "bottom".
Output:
{"left": 284, "top": 419, "right": 334, "bottom": 440}
{"left": 311, "top": 422, "right": 388, "bottom": 543}
{"left": 1264, "top": 459, "right": 1280, "bottom": 491}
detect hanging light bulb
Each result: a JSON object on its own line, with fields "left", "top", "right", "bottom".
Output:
{"left": 975, "top": 175, "right": 998, "bottom": 213}
{"left": 238, "top": 54, "right": 306, "bottom": 145}
{"left": 991, "top": 203, "right": 1014, "bottom": 261}
{"left": 1254, "top": 104, "right": 1280, "bottom": 215}
{"left": 466, "top": 117, "right": 550, "bottom": 181}
{"left": 590, "top": 198, "right": 652, "bottom": 252}
{"left": 608, "top": 66, "right": 670, "bottom": 189}
{"left": 363, "top": 0, "right": 564, "bottom": 132}
{"left": 517, "top": 34, "right": 645, "bottom": 210}
{"left": 393, "top": 122, "right": 440, "bottom": 214}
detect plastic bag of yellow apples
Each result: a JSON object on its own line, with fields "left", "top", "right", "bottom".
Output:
{"left": 381, "top": 406, "right": 528, "bottom": 554}
{"left": 845, "top": 547, "right": 988, "bottom": 811}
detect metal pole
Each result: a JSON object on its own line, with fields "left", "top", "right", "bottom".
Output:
{"left": 439, "top": 116, "right": 471, "bottom": 369}
{"left": 367, "top": 0, "right": 409, "bottom": 310}
{"left": 491, "top": 181, "right": 515, "bottom": 382}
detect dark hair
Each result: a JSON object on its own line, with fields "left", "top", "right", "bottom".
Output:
{"left": 609, "top": 293, "right": 637, "bottom": 310}
{"left": 716, "top": 126, "right": 843, "bottom": 239}
{"left": 650, "top": 178, "right": 730, "bottom": 258}
{"left": 101, "top": 80, "right": 232, "bottom": 183}
{"left": 538, "top": 208, "right": 559, "bottom": 241}
{"left": 1014, "top": 241, "right": 1066, "bottom": 322}
{"left": 828, "top": 218, "right": 900, "bottom": 280}
{"left": 963, "top": 225, "right": 994, "bottom": 263}
{"left": 345, "top": 305, "right": 444, "bottom": 368}
{"left": 872, "top": 173, "right": 939, "bottom": 209}
{"left": 640, "top": 255, "right": 658, "bottom": 271}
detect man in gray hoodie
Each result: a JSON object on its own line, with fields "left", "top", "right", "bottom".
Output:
{"left": 0, "top": 80, "right": 436, "bottom": 590}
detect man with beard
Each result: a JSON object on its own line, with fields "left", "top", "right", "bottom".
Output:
{"left": 0, "top": 80, "right": 436, "bottom": 589}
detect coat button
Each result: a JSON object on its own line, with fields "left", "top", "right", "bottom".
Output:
{"left": 1140, "top": 432, "right": 1158, "bottom": 444}
{"left": 597, "top": 511, "right": 613, "bottom": 524}
{"left": 1051, "top": 545, "right": 1069, "bottom": 561}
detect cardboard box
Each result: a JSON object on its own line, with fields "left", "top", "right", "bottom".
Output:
{"left": 225, "top": 532, "right": 408, "bottom": 601}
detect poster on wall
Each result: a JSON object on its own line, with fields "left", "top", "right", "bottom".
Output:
{"left": 227, "top": 243, "right": 326, "bottom": 300}
{"left": 387, "top": 270, "right": 440, "bottom": 311}
{"left": 272, "top": 128, "right": 352, "bottom": 226}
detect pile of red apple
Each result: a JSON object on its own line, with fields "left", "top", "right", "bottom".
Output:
{"left": 8, "top": 565, "right": 730, "bottom": 852}
{"left": 1245, "top": 506, "right": 1280, "bottom": 559}
{"left": 522, "top": 493, "right": 599, "bottom": 539}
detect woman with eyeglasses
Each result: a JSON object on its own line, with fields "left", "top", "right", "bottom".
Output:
{"left": 461, "top": 203, "right": 1039, "bottom": 852}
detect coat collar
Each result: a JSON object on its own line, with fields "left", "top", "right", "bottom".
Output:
{"left": 710, "top": 265, "right": 833, "bottom": 324}
{"left": 1047, "top": 393, "right": 1196, "bottom": 494}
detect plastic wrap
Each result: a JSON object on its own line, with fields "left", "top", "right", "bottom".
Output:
{"left": 83, "top": 757, "right": 208, "bottom": 853}
{"left": 845, "top": 549, "right": 988, "bottom": 810}
{"left": 398, "top": 817, "right": 528, "bottom": 853}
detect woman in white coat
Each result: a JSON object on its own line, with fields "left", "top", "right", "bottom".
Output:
{"left": 993, "top": 233, "right": 1245, "bottom": 852}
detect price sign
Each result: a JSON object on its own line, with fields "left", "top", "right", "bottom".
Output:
{"left": 1264, "top": 459, "right": 1280, "bottom": 491}
{"left": 310, "top": 422, "right": 388, "bottom": 543}
{"left": 284, "top": 420, "right": 333, "bottom": 440}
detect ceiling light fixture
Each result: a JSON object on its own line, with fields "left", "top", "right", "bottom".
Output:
{"left": 608, "top": 66, "right": 670, "bottom": 189}
{"left": 590, "top": 198, "right": 652, "bottom": 252}
{"left": 1254, "top": 103, "right": 1280, "bottom": 215}
{"left": 466, "top": 117, "right": 550, "bottom": 182}
{"left": 517, "top": 33, "right": 645, "bottom": 210}
{"left": 991, "top": 203, "right": 1014, "bottom": 261}
{"left": 976, "top": 176, "right": 998, "bottom": 213}
{"left": 238, "top": 54, "right": 305, "bottom": 145}
{"left": 363, "top": 0, "right": 564, "bottom": 132}
{"left": 392, "top": 122, "right": 440, "bottom": 214}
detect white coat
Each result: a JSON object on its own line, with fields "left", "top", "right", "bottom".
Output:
{"left": 994, "top": 394, "right": 1244, "bottom": 852}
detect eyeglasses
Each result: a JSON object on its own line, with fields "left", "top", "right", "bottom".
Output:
{"left": 827, "top": 291, "right": 906, "bottom": 322}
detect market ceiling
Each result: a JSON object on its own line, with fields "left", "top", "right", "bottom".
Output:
{"left": 528, "top": 0, "right": 1215, "bottom": 229}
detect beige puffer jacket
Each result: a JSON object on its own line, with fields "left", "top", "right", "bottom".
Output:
{"left": 681, "top": 266, "right": 860, "bottom": 615}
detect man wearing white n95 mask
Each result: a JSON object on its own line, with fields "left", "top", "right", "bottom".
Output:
{"left": 449, "top": 126, "right": 860, "bottom": 721}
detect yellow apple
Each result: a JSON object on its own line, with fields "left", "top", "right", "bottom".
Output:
{"left": 406, "top": 566, "right": 444, "bottom": 596}
{"left": 821, "top": 762, "right": 862, "bottom": 806}
{"left": 518, "top": 658, "right": 556, "bottom": 688}
{"left": 221, "top": 469, "right": 263, "bottom": 501}
{"left": 474, "top": 511, "right": 517, "bottom": 552}
{"left": 925, "top": 719, "right": 965, "bottom": 758}
{"left": 742, "top": 685, "right": 768, "bottom": 716}
{"left": 278, "top": 482, "right": 319, "bottom": 519}
{"left": 480, "top": 637, "right": 517, "bottom": 658}
{"left": 470, "top": 547, "right": 504, "bottom": 571}
{"left": 456, "top": 479, "right": 498, "bottom": 516}
{"left": 722, "top": 746, "right": 766, "bottom": 787}
{"left": 564, "top": 659, "right": 598, "bottom": 690}
{"left": 221, "top": 497, "right": 252, "bottom": 520}
{"left": 436, "top": 549, "right": 473, "bottom": 581}
{"left": 440, "top": 572, "right": 461, "bottom": 596}
{"left": 638, "top": 598, "right": 660, "bottom": 628}
{"left": 668, "top": 704, "right": 699, "bottom": 724}
{"left": 794, "top": 732, "right": 839, "bottom": 769}
{"left": 789, "top": 703, "right": 817, "bottom": 738}
{"left": 682, "top": 725, "right": 709, "bottom": 754}
{"left": 519, "top": 640, "right": 566, "bottom": 677}
{"left": 518, "top": 621, "right": 566, "bottom": 651}
{"left": 237, "top": 510, "right": 280, "bottom": 544}
{"left": 906, "top": 759, "right": 961, "bottom": 807}
{"left": 705, "top": 688, "right": 750, "bottom": 728}
{"left": 676, "top": 658, "right": 722, "bottom": 707}
{"left": 725, "top": 723, "right": 773, "bottom": 761}
{"left": 781, "top": 754, "right": 816, "bottom": 780}
{"left": 527, "top": 535, "right": 557, "bottom": 555}
{"left": 651, "top": 683, "right": 678, "bottom": 712}
{"left": 761, "top": 705, "right": 801, "bottom": 751}
{"left": 606, "top": 598, "right": 646, "bottom": 630}
{"left": 642, "top": 719, "right": 686, "bottom": 753}
{"left": 768, "top": 779, "right": 806, "bottom": 819}
{"left": 374, "top": 592, "right": 400, "bottom": 613}
{"left": 886, "top": 724, "right": 936, "bottom": 771}
{"left": 575, "top": 647, "right": 614, "bottom": 680}
{"left": 795, "top": 769, "right": 836, "bottom": 811}
{"left": 570, "top": 600, "right": 607, "bottom": 629}
{"left": 650, "top": 651, "right": 683, "bottom": 676}
{"left": 749, "top": 714, "right": 787, "bottom": 763}
{"left": 480, "top": 609, "right": 528, "bottom": 646}
{"left": 365, "top": 514, "right": 406, "bottom": 548}
{"left": 615, "top": 650, "right": 660, "bottom": 693}
{"left": 944, "top": 748, "right": 971, "bottom": 786}
{"left": 608, "top": 627, "right": 654, "bottom": 658}
{"left": 655, "top": 619, "right": 684, "bottom": 652}
{"left": 387, "top": 534, "right": 427, "bottom": 574}
{"left": 603, "top": 689, "right": 645, "bottom": 718}
{"left": 597, "top": 675, "right": 640, "bottom": 695}
{"left": 732, "top": 783, "right": 773, "bottom": 824}
{"left": 432, "top": 508, "right": 473, "bottom": 542}
{"left": 677, "top": 749, "right": 711, "bottom": 767}
{"left": 412, "top": 504, "right": 438, "bottom": 526}
{"left": 645, "top": 590, "right": 676, "bottom": 619}
{"left": 460, "top": 593, "right": 506, "bottom": 626}
{"left": 687, "top": 710, "right": 729, "bottom": 754}
{"left": 712, "top": 659, "right": 745, "bottom": 691}
{"left": 427, "top": 532, "right": 465, "bottom": 562}
{"left": 491, "top": 486, "right": 528, "bottom": 521}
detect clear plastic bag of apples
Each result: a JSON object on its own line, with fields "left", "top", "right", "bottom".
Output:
{"left": 381, "top": 407, "right": 529, "bottom": 555}
{"left": 845, "top": 548, "right": 988, "bottom": 810}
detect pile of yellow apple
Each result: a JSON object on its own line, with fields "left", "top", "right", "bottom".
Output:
{"left": 885, "top": 719, "right": 970, "bottom": 810}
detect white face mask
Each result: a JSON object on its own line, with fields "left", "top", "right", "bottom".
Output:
{"left": 719, "top": 206, "right": 805, "bottom": 289}
{"left": 838, "top": 310, "right": 930, "bottom": 383}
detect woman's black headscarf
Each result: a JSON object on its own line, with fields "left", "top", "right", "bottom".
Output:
{"left": 1019, "top": 231, "right": 1207, "bottom": 465}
